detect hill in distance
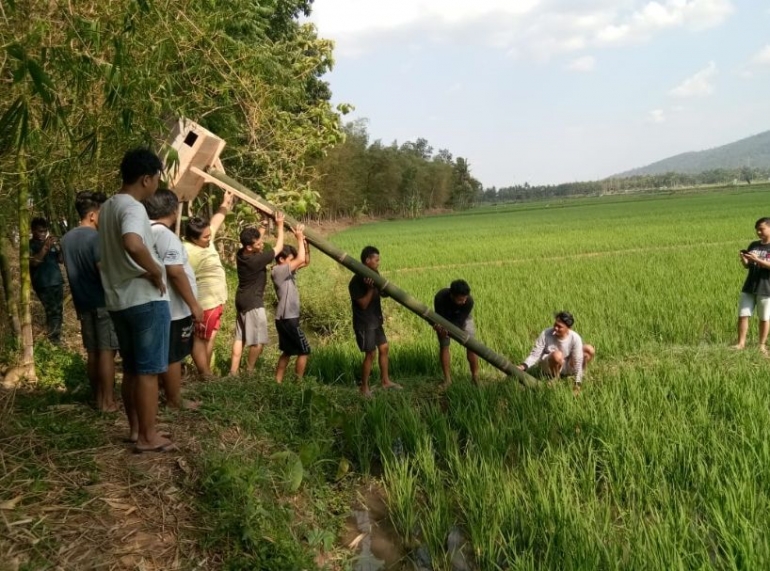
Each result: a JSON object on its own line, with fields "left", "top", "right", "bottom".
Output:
{"left": 614, "top": 130, "right": 770, "bottom": 178}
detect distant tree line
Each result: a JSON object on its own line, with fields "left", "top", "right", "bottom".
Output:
{"left": 480, "top": 167, "right": 770, "bottom": 203}
{"left": 312, "top": 120, "right": 482, "bottom": 219}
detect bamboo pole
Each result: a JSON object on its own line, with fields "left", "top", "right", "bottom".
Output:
{"left": 202, "top": 167, "right": 537, "bottom": 388}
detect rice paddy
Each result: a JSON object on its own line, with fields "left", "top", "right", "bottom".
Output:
{"left": 302, "top": 186, "right": 770, "bottom": 569}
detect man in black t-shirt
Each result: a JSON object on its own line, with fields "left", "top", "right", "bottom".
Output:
{"left": 433, "top": 279, "right": 478, "bottom": 387}
{"left": 735, "top": 217, "right": 770, "bottom": 353}
{"left": 349, "top": 246, "right": 402, "bottom": 397}
{"left": 229, "top": 213, "right": 285, "bottom": 375}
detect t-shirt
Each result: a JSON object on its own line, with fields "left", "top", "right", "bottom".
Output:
{"left": 433, "top": 288, "right": 474, "bottom": 328}
{"left": 185, "top": 241, "right": 227, "bottom": 310}
{"left": 349, "top": 273, "right": 385, "bottom": 330}
{"left": 98, "top": 193, "right": 166, "bottom": 311}
{"left": 272, "top": 263, "right": 300, "bottom": 320}
{"left": 741, "top": 240, "right": 770, "bottom": 297}
{"left": 234, "top": 248, "right": 274, "bottom": 313}
{"left": 60, "top": 226, "right": 104, "bottom": 313}
{"left": 29, "top": 239, "right": 64, "bottom": 290}
{"left": 152, "top": 223, "right": 197, "bottom": 321}
{"left": 523, "top": 328, "right": 585, "bottom": 383}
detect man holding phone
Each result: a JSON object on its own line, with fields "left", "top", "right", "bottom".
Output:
{"left": 735, "top": 217, "right": 770, "bottom": 353}
{"left": 29, "top": 217, "right": 64, "bottom": 344}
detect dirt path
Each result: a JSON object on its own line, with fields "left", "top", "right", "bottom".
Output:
{"left": 0, "top": 394, "right": 204, "bottom": 571}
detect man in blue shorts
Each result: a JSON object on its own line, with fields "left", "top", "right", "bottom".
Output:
{"left": 99, "top": 149, "right": 173, "bottom": 453}
{"left": 61, "top": 191, "right": 119, "bottom": 411}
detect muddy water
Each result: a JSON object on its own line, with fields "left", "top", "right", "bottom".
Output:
{"left": 342, "top": 482, "right": 473, "bottom": 571}
{"left": 341, "top": 482, "right": 413, "bottom": 570}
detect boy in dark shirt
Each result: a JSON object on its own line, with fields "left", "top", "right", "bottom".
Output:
{"left": 349, "top": 246, "right": 402, "bottom": 397}
{"left": 29, "top": 217, "right": 64, "bottom": 344}
{"left": 61, "top": 192, "right": 119, "bottom": 411}
{"left": 433, "top": 279, "right": 478, "bottom": 387}
{"left": 735, "top": 217, "right": 770, "bottom": 352}
{"left": 230, "top": 213, "right": 285, "bottom": 375}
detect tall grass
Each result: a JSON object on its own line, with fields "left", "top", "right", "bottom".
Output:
{"left": 318, "top": 187, "right": 770, "bottom": 568}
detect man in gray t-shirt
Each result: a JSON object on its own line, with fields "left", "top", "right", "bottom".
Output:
{"left": 61, "top": 191, "right": 118, "bottom": 412}
{"left": 271, "top": 225, "right": 311, "bottom": 383}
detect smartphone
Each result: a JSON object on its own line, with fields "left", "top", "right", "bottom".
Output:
{"left": 740, "top": 250, "right": 749, "bottom": 255}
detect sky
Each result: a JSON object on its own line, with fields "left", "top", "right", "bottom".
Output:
{"left": 307, "top": 0, "right": 770, "bottom": 186}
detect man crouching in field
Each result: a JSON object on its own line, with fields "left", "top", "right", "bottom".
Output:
{"left": 433, "top": 279, "right": 479, "bottom": 388}
{"left": 518, "top": 311, "right": 595, "bottom": 393}
{"left": 349, "top": 246, "right": 402, "bottom": 397}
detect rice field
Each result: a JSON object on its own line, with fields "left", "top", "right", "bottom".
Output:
{"left": 301, "top": 186, "right": 770, "bottom": 569}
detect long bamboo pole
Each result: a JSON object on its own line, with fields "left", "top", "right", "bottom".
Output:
{"left": 201, "top": 167, "right": 537, "bottom": 388}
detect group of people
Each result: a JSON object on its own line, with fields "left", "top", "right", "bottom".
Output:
{"left": 31, "top": 147, "right": 598, "bottom": 452}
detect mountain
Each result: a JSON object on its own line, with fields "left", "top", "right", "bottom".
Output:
{"left": 614, "top": 130, "right": 770, "bottom": 178}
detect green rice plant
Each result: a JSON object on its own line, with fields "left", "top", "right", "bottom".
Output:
{"left": 383, "top": 456, "right": 420, "bottom": 548}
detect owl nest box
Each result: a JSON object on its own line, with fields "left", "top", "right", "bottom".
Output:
{"left": 163, "top": 119, "right": 227, "bottom": 202}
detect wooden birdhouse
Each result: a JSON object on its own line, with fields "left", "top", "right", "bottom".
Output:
{"left": 162, "top": 118, "right": 227, "bottom": 202}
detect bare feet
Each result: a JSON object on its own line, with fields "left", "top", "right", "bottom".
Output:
{"left": 382, "top": 381, "right": 402, "bottom": 390}
{"left": 761, "top": 345, "right": 768, "bottom": 356}
{"left": 133, "top": 437, "right": 178, "bottom": 454}
{"left": 359, "top": 387, "right": 373, "bottom": 398}
{"left": 732, "top": 343, "right": 745, "bottom": 350}
{"left": 98, "top": 402, "right": 120, "bottom": 413}
{"left": 180, "top": 399, "right": 201, "bottom": 410}
{"left": 438, "top": 381, "right": 451, "bottom": 391}
{"left": 572, "top": 384, "right": 582, "bottom": 396}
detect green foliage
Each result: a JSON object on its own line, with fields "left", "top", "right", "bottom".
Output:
{"left": 33, "top": 341, "right": 88, "bottom": 394}
{"left": 312, "top": 120, "right": 482, "bottom": 219}
{"left": 197, "top": 452, "right": 315, "bottom": 570}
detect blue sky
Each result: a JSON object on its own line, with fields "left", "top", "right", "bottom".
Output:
{"left": 308, "top": 0, "right": 770, "bottom": 186}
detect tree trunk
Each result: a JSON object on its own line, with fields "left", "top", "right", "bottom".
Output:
{"left": 0, "top": 234, "right": 21, "bottom": 340}
{"left": 11, "top": 152, "right": 37, "bottom": 383}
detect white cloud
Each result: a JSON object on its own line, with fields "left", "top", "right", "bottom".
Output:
{"left": 648, "top": 109, "right": 666, "bottom": 123}
{"left": 567, "top": 55, "right": 597, "bottom": 72}
{"left": 670, "top": 61, "right": 717, "bottom": 98}
{"left": 751, "top": 45, "right": 770, "bottom": 66}
{"left": 310, "top": 0, "right": 735, "bottom": 60}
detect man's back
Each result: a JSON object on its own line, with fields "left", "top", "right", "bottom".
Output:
{"left": 61, "top": 226, "right": 104, "bottom": 313}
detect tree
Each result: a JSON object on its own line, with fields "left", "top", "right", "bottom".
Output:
{"left": 0, "top": 0, "right": 346, "bottom": 382}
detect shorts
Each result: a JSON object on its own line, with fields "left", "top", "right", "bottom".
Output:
{"left": 110, "top": 300, "right": 170, "bottom": 376}
{"left": 738, "top": 292, "right": 770, "bottom": 321}
{"left": 169, "top": 315, "right": 194, "bottom": 364}
{"left": 531, "top": 350, "right": 576, "bottom": 378}
{"left": 79, "top": 307, "right": 119, "bottom": 352}
{"left": 354, "top": 327, "right": 387, "bottom": 353}
{"left": 276, "top": 318, "right": 311, "bottom": 356}
{"left": 437, "top": 317, "right": 476, "bottom": 348}
{"left": 234, "top": 307, "right": 269, "bottom": 346}
{"left": 195, "top": 304, "right": 223, "bottom": 340}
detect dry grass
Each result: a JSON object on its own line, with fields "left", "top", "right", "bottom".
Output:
{"left": 0, "top": 388, "right": 208, "bottom": 571}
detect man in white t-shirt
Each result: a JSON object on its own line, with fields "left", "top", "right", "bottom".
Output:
{"left": 99, "top": 148, "right": 173, "bottom": 453}
{"left": 518, "top": 311, "right": 595, "bottom": 394}
{"left": 144, "top": 189, "right": 203, "bottom": 410}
